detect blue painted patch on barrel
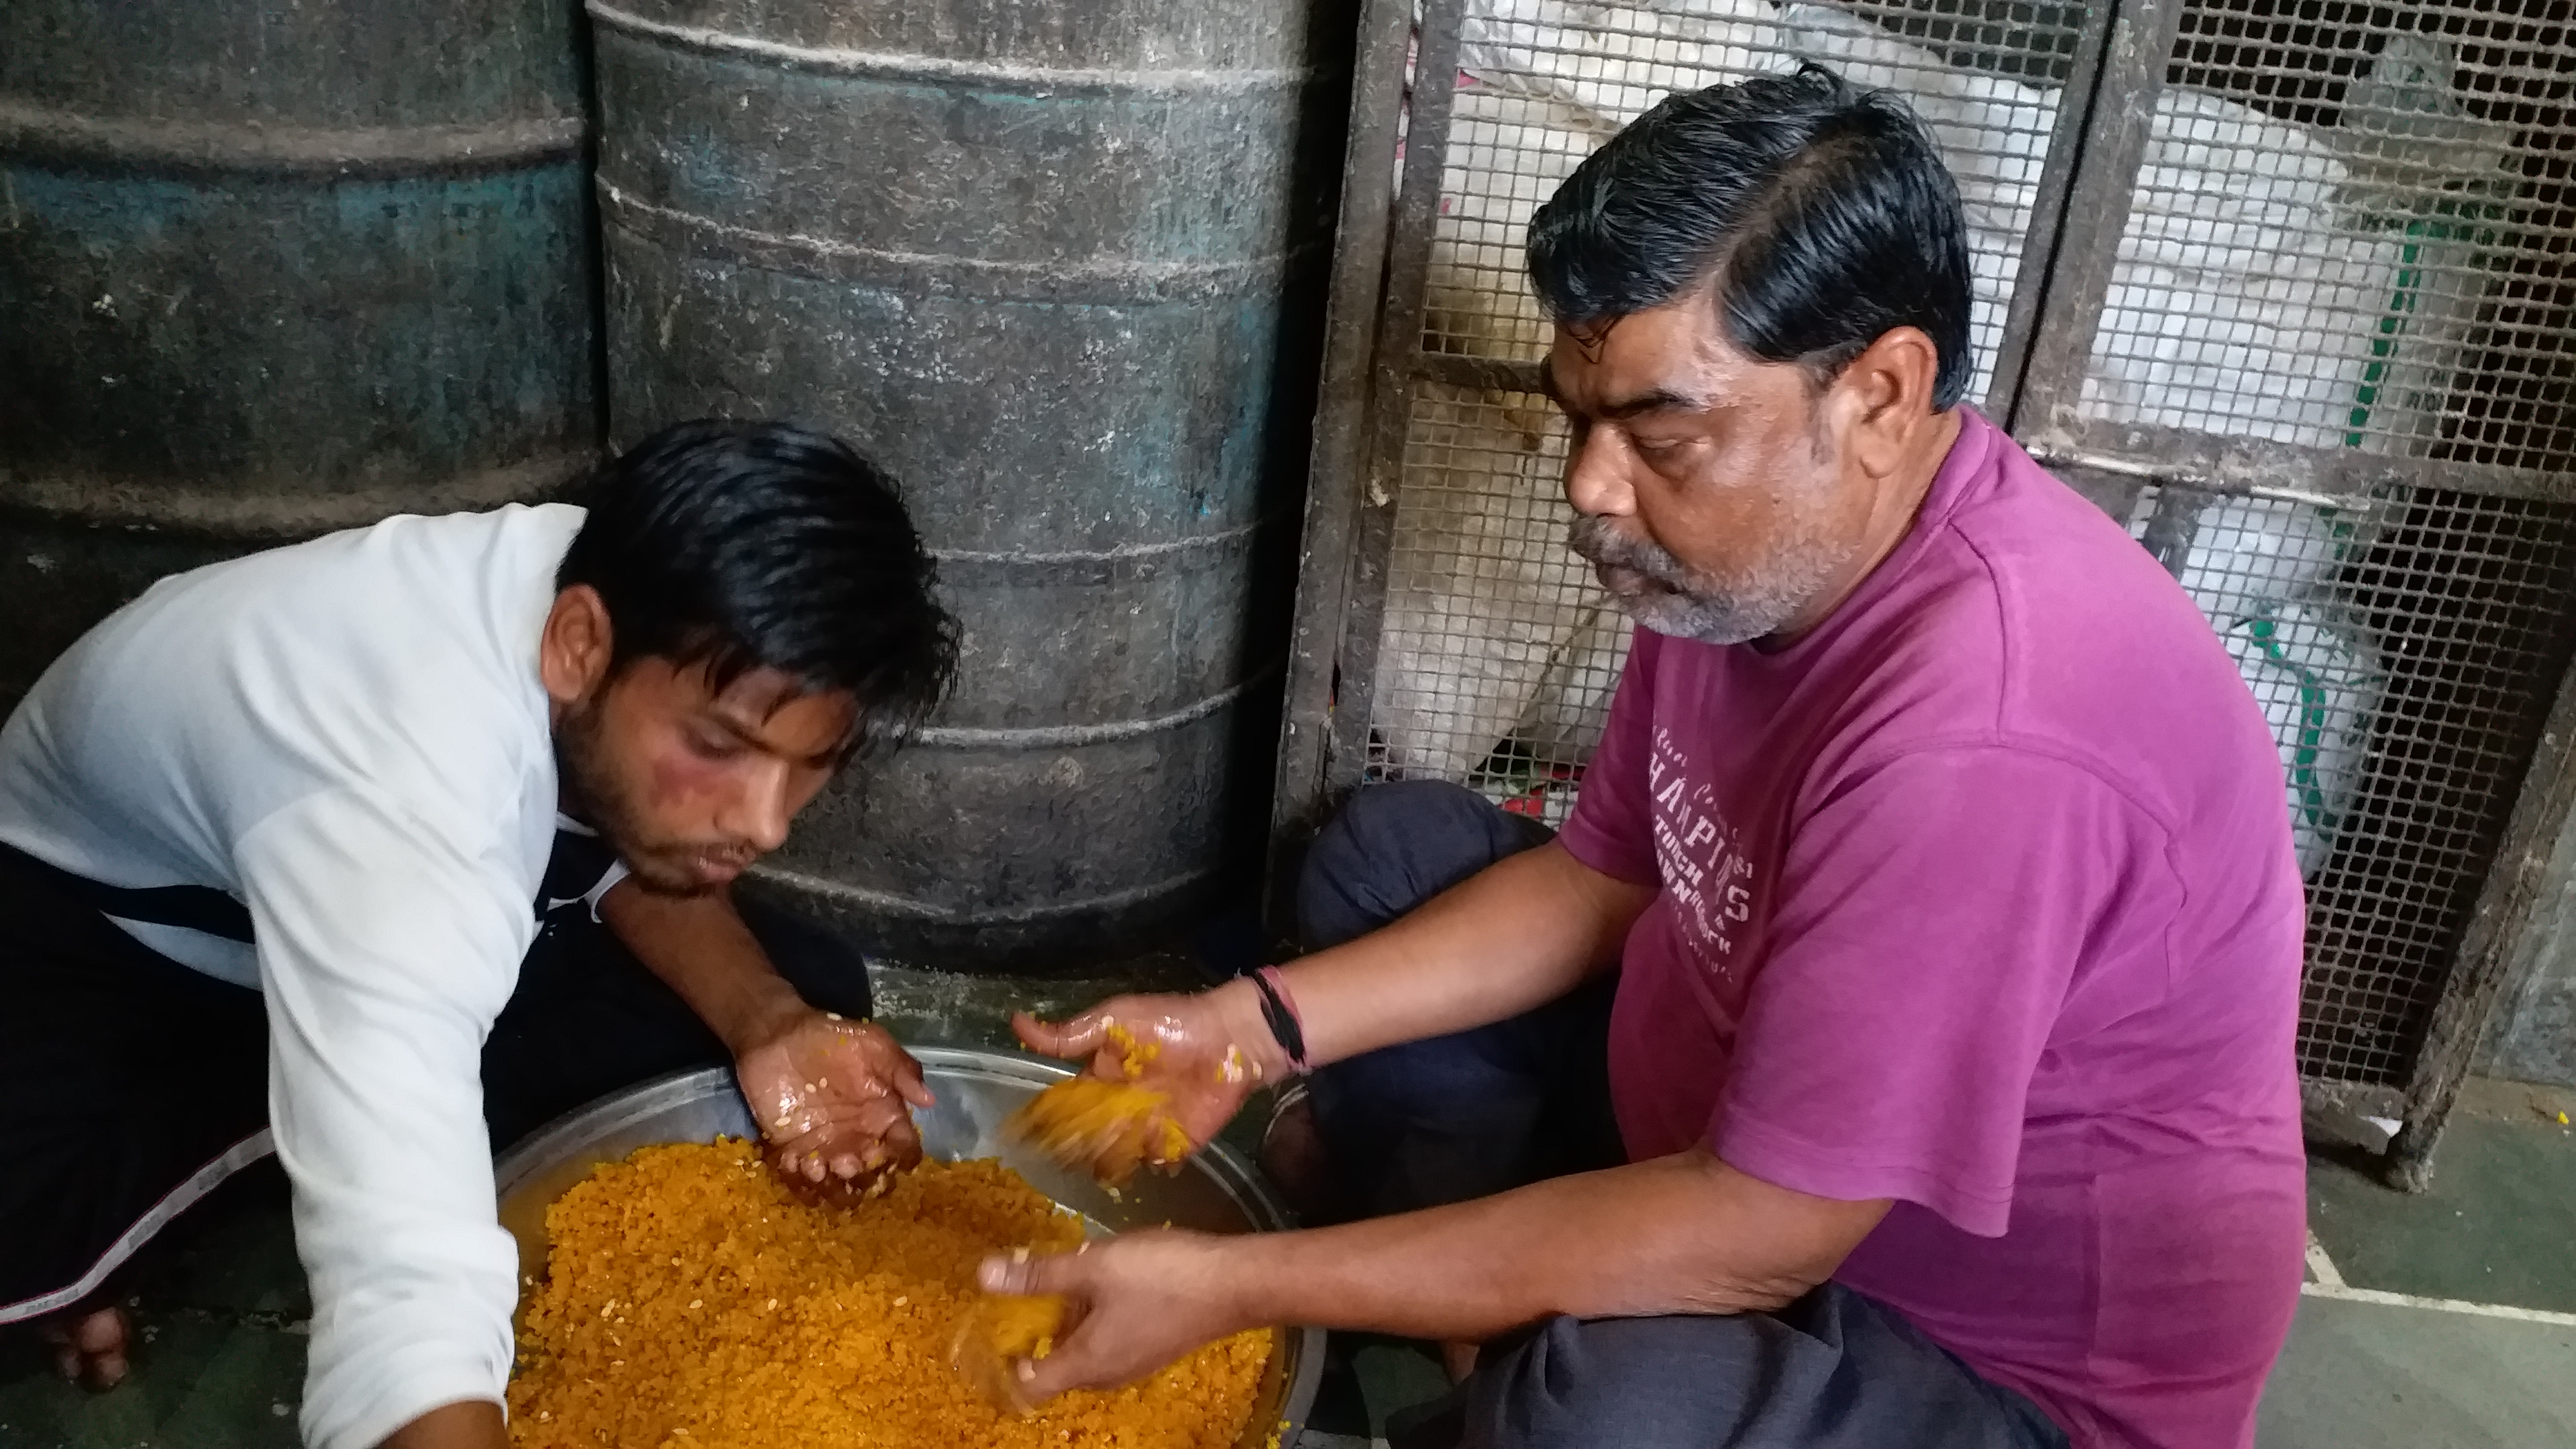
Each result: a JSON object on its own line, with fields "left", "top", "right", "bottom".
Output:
{"left": 0, "top": 0, "right": 600, "bottom": 703}
{"left": 2, "top": 162, "right": 593, "bottom": 498}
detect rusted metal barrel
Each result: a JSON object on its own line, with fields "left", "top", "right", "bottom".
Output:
{"left": 0, "top": 0, "right": 600, "bottom": 704}
{"left": 594, "top": 0, "right": 1342, "bottom": 965}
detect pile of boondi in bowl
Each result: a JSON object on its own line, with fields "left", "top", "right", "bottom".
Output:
{"left": 495, "top": 1054, "right": 1312, "bottom": 1449}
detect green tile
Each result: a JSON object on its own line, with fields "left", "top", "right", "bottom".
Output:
{"left": 2309, "top": 1113, "right": 2576, "bottom": 1313}
{"left": 148, "top": 1318, "right": 307, "bottom": 1449}
{"left": 0, "top": 1159, "right": 311, "bottom": 1449}
{"left": 122, "top": 1166, "right": 307, "bottom": 1321}
{"left": 0, "top": 1313, "right": 304, "bottom": 1449}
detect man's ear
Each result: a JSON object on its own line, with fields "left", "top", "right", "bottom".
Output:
{"left": 539, "top": 585, "right": 614, "bottom": 707}
{"left": 1831, "top": 325, "right": 1945, "bottom": 480}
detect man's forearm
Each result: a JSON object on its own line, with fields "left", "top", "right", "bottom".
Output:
{"left": 596, "top": 884, "right": 802, "bottom": 1053}
{"left": 1281, "top": 841, "right": 1654, "bottom": 1068}
{"left": 1210, "top": 1149, "right": 1888, "bottom": 1343}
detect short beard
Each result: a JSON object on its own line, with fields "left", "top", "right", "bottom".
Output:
{"left": 1566, "top": 512, "right": 1853, "bottom": 646}
{"left": 554, "top": 697, "right": 728, "bottom": 899}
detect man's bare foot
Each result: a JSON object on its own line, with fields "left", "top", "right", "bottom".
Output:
{"left": 41, "top": 1303, "right": 130, "bottom": 1389}
{"left": 1439, "top": 1339, "right": 1479, "bottom": 1383}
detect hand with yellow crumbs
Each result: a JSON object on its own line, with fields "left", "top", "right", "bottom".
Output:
{"left": 733, "top": 1009, "right": 933, "bottom": 1201}
{"left": 1008, "top": 981, "right": 1287, "bottom": 1184}
{"left": 949, "top": 1288, "right": 1069, "bottom": 1413}
{"left": 973, "top": 1232, "right": 1244, "bottom": 1404}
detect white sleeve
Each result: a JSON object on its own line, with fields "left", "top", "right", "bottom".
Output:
{"left": 236, "top": 790, "right": 536, "bottom": 1449}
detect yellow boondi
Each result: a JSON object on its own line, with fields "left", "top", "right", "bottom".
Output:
{"left": 508, "top": 1139, "right": 1272, "bottom": 1448}
{"left": 1007, "top": 1022, "right": 1194, "bottom": 1186}
{"left": 950, "top": 1291, "right": 1069, "bottom": 1414}
{"left": 964, "top": 1291, "right": 1067, "bottom": 1362}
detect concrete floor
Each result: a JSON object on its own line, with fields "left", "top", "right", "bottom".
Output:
{"left": 2256, "top": 1297, "right": 2576, "bottom": 1449}
{"left": 7, "top": 1064, "right": 2574, "bottom": 1448}
{"left": 2307, "top": 1080, "right": 2576, "bottom": 1314}
{"left": 2253, "top": 1079, "right": 2576, "bottom": 1449}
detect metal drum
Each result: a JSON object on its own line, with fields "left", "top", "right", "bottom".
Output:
{"left": 494, "top": 1050, "right": 1325, "bottom": 1447}
{"left": 0, "top": 0, "right": 600, "bottom": 705}
{"left": 591, "top": 0, "right": 1346, "bottom": 965}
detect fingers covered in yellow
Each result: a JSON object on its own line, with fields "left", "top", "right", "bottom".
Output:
{"left": 949, "top": 1291, "right": 1068, "bottom": 1413}
{"left": 1005, "top": 1021, "right": 1197, "bottom": 1186}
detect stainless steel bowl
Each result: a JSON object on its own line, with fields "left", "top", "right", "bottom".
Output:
{"left": 494, "top": 1047, "right": 1323, "bottom": 1447}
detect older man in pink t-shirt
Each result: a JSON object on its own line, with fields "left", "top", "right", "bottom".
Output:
{"left": 974, "top": 67, "right": 2308, "bottom": 1449}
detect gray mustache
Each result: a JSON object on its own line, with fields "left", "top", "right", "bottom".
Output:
{"left": 1568, "top": 514, "right": 1677, "bottom": 577}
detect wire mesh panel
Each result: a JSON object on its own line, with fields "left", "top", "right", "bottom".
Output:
{"left": 2062, "top": 3, "right": 2537, "bottom": 465}
{"left": 1428, "top": 1, "right": 2089, "bottom": 395}
{"left": 2008, "top": 0, "right": 2576, "bottom": 1120}
{"left": 1363, "top": 0, "right": 2095, "bottom": 823}
{"left": 2153, "top": 0, "right": 2576, "bottom": 472}
{"left": 2127, "top": 483, "right": 2576, "bottom": 1085}
{"left": 1289, "top": 0, "right": 2576, "bottom": 1168}
{"left": 1368, "top": 384, "right": 1626, "bottom": 825}
{"left": 2028, "top": 0, "right": 2576, "bottom": 479}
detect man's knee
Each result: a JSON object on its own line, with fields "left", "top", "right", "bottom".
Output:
{"left": 1461, "top": 1299, "right": 2065, "bottom": 1449}
{"left": 1465, "top": 1314, "right": 1781, "bottom": 1449}
{"left": 1297, "top": 780, "right": 1550, "bottom": 949}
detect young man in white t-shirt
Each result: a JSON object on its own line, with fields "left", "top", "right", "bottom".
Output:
{"left": 0, "top": 420, "right": 956, "bottom": 1449}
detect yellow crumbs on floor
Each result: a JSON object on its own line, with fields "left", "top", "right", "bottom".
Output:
{"left": 507, "top": 1139, "right": 1271, "bottom": 1449}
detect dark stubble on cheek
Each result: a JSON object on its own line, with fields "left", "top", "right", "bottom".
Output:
{"left": 555, "top": 700, "right": 717, "bottom": 898}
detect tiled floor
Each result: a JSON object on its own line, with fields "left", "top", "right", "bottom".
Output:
{"left": 6, "top": 1069, "right": 2574, "bottom": 1448}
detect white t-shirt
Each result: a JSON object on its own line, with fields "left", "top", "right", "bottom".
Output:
{"left": 0, "top": 503, "right": 585, "bottom": 1449}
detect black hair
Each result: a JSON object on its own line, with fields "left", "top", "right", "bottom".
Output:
{"left": 1527, "top": 64, "right": 1974, "bottom": 410}
{"left": 556, "top": 419, "right": 956, "bottom": 755}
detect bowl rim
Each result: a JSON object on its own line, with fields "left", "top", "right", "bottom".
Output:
{"left": 492, "top": 1047, "right": 1327, "bottom": 1447}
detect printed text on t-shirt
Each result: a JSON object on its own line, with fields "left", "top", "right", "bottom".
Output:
{"left": 1647, "top": 724, "right": 1755, "bottom": 987}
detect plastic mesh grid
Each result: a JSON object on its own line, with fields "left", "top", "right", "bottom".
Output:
{"left": 2082, "top": 0, "right": 2576, "bottom": 468}
{"left": 2126, "top": 482, "right": 2576, "bottom": 1084}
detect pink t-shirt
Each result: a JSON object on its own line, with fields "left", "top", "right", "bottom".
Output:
{"left": 1557, "top": 410, "right": 2308, "bottom": 1449}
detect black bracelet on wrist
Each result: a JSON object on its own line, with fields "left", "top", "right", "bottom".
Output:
{"left": 1244, "top": 968, "right": 1309, "bottom": 1074}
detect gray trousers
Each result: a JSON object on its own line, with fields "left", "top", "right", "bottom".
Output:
{"left": 1297, "top": 781, "right": 2068, "bottom": 1449}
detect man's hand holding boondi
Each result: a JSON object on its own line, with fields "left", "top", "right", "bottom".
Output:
{"left": 1010, "top": 979, "right": 1286, "bottom": 1169}
{"left": 974, "top": 1231, "right": 1247, "bottom": 1403}
{"left": 733, "top": 1008, "right": 933, "bottom": 1198}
